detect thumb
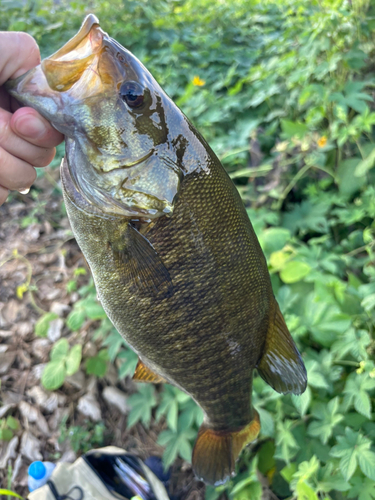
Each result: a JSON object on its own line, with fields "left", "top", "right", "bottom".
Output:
{"left": 11, "top": 107, "right": 64, "bottom": 148}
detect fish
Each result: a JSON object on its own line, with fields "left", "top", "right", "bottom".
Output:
{"left": 6, "top": 14, "right": 307, "bottom": 486}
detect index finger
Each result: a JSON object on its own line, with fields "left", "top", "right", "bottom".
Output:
{"left": 0, "top": 32, "right": 40, "bottom": 85}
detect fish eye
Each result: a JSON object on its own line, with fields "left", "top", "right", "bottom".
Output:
{"left": 119, "top": 81, "right": 145, "bottom": 108}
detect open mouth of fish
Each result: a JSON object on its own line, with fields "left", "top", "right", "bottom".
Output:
{"left": 6, "top": 15, "right": 179, "bottom": 220}
{"left": 7, "top": 15, "right": 112, "bottom": 111}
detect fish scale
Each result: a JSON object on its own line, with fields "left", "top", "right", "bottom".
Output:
{"left": 6, "top": 14, "right": 307, "bottom": 485}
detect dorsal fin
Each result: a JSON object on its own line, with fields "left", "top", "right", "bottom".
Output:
{"left": 257, "top": 299, "right": 307, "bottom": 395}
{"left": 133, "top": 359, "right": 166, "bottom": 384}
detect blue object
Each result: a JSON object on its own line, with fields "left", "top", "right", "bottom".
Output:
{"left": 144, "top": 456, "right": 171, "bottom": 484}
{"left": 29, "top": 461, "right": 46, "bottom": 480}
{"left": 28, "top": 461, "right": 56, "bottom": 492}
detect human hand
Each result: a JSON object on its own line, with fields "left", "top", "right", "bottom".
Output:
{"left": 0, "top": 32, "right": 64, "bottom": 206}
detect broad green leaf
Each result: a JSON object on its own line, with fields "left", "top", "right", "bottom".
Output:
{"left": 127, "top": 385, "right": 157, "bottom": 428}
{"left": 259, "top": 227, "right": 291, "bottom": 255}
{"left": 42, "top": 360, "right": 66, "bottom": 390}
{"left": 280, "top": 261, "right": 311, "bottom": 283}
{"left": 355, "top": 148, "right": 375, "bottom": 177}
{"left": 337, "top": 158, "right": 366, "bottom": 195}
{"left": 167, "top": 399, "right": 178, "bottom": 432}
{"left": 85, "top": 301, "right": 107, "bottom": 320}
{"left": 6, "top": 416, "right": 19, "bottom": 431}
{"left": 275, "top": 419, "right": 299, "bottom": 461}
{"left": 66, "top": 309, "right": 86, "bottom": 331}
{"left": 358, "top": 450, "right": 375, "bottom": 481}
{"left": 86, "top": 350, "right": 108, "bottom": 377}
{"left": 117, "top": 348, "right": 138, "bottom": 378}
{"left": 296, "top": 481, "right": 319, "bottom": 500}
{"left": 281, "top": 462, "right": 297, "bottom": 483}
{"left": 0, "top": 428, "right": 13, "bottom": 441}
{"left": 177, "top": 434, "right": 193, "bottom": 462}
{"left": 281, "top": 120, "right": 308, "bottom": 139}
{"left": 66, "top": 344, "right": 82, "bottom": 376}
{"left": 292, "top": 387, "right": 311, "bottom": 417}
{"left": 339, "top": 451, "right": 358, "bottom": 482}
{"left": 258, "top": 408, "right": 274, "bottom": 437}
{"left": 330, "top": 428, "right": 372, "bottom": 481}
{"left": 348, "top": 477, "right": 375, "bottom": 500}
{"left": 234, "top": 482, "right": 262, "bottom": 500}
{"left": 50, "top": 338, "right": 69, "bottom": 361}
{"left": 35, "top": 312, "right": 58, "bottom": 338}
{"left": 162, "top": 435, "right": 180, "bottom": 468}
{"left": 308, "top": 398, "right": 343, "bottom": 444}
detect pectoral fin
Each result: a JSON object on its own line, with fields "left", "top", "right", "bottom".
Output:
{"left": 257, "top": 300, "right": 307, "bottom": 395}
{"left": 133, "top": 359, "right": 166, "bottom": 384}
{"left": 109, "top": 223, "right": 173, "bottom": 298}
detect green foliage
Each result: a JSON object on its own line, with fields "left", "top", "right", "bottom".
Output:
{"left": 0, "top": 416, "right": 19, "bottom": 442}
{"left": 3, "top": 0, "right": 375, "bottom": 496}
{"left": 85, "top": 349, "right": 109, "bottom": 377}
{"left": 58, "top": 417, "right": 107, "bottom": 454}
{"left": 34, "top": 312, "right": 58, "bottom": 337}
{"left": 41, "top": 339, "right": 82, "bottom": 390}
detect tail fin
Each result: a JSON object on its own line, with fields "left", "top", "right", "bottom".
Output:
{"left": 257, "top": 299, "right": 307, "bottom": 395}
{"left": 192, "top": 410, "right": 260, "bottom": 486}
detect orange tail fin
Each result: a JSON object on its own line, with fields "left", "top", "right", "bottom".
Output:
{"left": 192, "top": 410, "right": 260, "bottom": 486}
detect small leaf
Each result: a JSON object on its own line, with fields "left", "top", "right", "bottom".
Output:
{"left": 292, "top": 386, "right": 312, "bottom": 417}
{"left": 0, "top": 428, "right": 13, "bottom": 441}
{"left": 66, "top": 344, "right": 82, "bottom": 376}
{"left": 35, "top": 312, "right": 58, "bottom": 338}
{"left": 358, "top": 450, "right": 375, "bottom": 481}
{"left": 66, "top": 309, "right": 86, "bottom": 331}
{"left": 296, "top": 481, "right": 319, "bottom": 500}
{"left": 6, "top": 415, "right": 19, "bottom": 431}
{"left": 86, "top": 350, "right": 108, "bottom": 377}
{"left": 50, "top": 338, "right": 69, "bottom": 361}
{"left": 280, "top": 261, "right": 311, "bottom": 283}
{"left": 85, "top": 302, "right": 107, "bottom": 320}
{"left": 281, "top": 119, "right": 308, "bottom": 139}
{"left": 41, "top": 361, "right": 66, "bottom": 390}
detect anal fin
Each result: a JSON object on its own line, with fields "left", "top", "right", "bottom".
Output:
{"left": 257, "top": 299, "right": 307, "bottom": 395}
{"left": 133, "top": 359, "right": 166, "bottom": 384}
{"left": 192, "top": 410, "right": 260, "bottom": 486}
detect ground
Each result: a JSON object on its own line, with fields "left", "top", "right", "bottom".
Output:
{"left": 0, "top": 166, "right": 207, "bottom": 500}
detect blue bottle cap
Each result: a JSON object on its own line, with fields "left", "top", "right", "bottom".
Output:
{"left": 28, "top": 461, "right": 46, "bottom": 480}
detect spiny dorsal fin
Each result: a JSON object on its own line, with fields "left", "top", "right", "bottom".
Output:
{"left": 257, "top": 300, "right": 307, "bottom": 395}
{"left": 133, "top": 359, "right": 166, "bottom": 384}
{"left": 109, "top": 223, "right": 173, "bottom": 298}
{"left": 192, "top": 410, "right": 260, "bottom": 486}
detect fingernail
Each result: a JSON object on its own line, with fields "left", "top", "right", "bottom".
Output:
{"left": 14, "top": 114, "right": 47, "bottom": 139}
{"left": 19, "top": 187, "right": 30, "bottom": 195}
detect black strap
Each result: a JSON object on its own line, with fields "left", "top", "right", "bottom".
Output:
{"left": 47, "top": 480, "right": 84, "bottom": 500}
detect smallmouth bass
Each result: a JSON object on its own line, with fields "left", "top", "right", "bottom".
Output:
{"left": 6, "top": 15, "right": 307, "bottom": 486}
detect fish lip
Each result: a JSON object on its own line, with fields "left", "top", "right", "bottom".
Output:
{"left": 48, "top": 14, "right": 101, "bottom": 61}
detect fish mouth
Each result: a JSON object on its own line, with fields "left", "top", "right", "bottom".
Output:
{"left": 40, "top": 14, "right": 106, "bottom": 93}
{"left": 5, "top": 14, "right": 112, "bottom": 115}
